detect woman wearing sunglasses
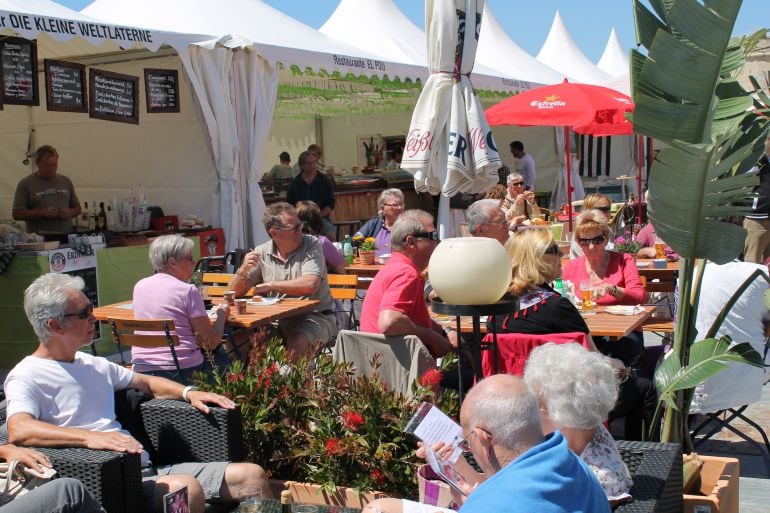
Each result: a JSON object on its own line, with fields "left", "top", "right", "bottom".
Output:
{"left": 570, "top": 193, "right": 615, "bottom": 258}
{"left": 562, "top": 211, "right": 646, "bottom": 363}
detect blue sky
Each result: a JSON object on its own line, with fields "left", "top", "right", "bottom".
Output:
{"left": 54, "top": 1, "right": 767, "bottom": 62}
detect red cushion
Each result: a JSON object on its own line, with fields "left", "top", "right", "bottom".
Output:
{"left": 481, "top": 332, "right": 589, "bottom": 377}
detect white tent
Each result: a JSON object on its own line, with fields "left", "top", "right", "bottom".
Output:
{"left": 536, "top": 11, "right": 614, "bottom": 86}
{"left": 318, "top": 0, "right": 533, "bottom": 93}
{"left": 475, "top": 3, "right": 565, "bottom": 86}
{"left": 597, "top": 28, "right": 631, "bottom": 95}
{"left": 0, "top": 1, "right": 228, "bottom": 240}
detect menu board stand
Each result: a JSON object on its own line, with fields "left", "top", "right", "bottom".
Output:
{"left": 1, "top": 36, "right": 39, "bottom": 106}
{"left": 44, "top": 59, "right": 87, "bottom": 113}
{"left": 144, "top": 68, "right": 180, "bottom": 113}
{"left": 89, "top": 68, "right": 139, "bottom": 124}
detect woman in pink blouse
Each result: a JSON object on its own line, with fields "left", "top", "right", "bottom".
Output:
{"left": 563, "top": 210, "right": 646, "bottom": 365}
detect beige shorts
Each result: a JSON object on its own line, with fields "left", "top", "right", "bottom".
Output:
{"left": 279, "top": 312, "right": 338, "bottom": 345}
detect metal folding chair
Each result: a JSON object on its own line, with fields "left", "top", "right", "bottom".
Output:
{"left": 109, "top": 318, "right": 182, "bottom": 381}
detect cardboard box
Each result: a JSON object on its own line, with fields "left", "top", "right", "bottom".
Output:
{"left": 151, "top": 215, "right": 179, "bottom": 231}
{"left": 683, "top": 455, "right": 739, "bottom": 513}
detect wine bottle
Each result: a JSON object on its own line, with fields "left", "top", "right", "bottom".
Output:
{"left": 280, "top": 490, "right": 292, "bottom": 513}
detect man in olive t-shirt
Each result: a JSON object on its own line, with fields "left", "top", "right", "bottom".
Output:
{"left": 12, "top": 145, "right": 81, "bottom": 235}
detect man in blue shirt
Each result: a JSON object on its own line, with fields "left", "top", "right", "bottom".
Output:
{"left": 458, "top": 375, "right": 609, "bottom": 513}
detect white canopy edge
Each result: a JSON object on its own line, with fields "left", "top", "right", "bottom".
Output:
{"left": 318, "top": 0, "right": 533, "bottom": 93}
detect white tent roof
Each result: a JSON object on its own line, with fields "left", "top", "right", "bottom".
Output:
{"left": 0, "top": 0, "right": 206, "bottom": 55}
{"left": 83, "top": 0, "right": 426, "bottom": 82}
{"left": 536, "top": 11, "right": 613, "bottom": 85}
{"left": 318, "top": 0, "right": 531, "bottom": 93}
{"left": 597, "top": 28, "right": 629, "bottom": 78}
{"left": 475, "top": 3, "right": 565, "bottom": 86}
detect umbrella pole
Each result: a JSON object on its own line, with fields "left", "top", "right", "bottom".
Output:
{"left": 565, "top": 126, "right": 573, "bottom": 232}
{"left": 637, "top": 135, "right": 643, "bottom": 223}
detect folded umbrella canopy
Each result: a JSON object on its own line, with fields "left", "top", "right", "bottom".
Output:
{"left": 485, "top": 80, "right": 636, "bottom": 229}
{"left": 401, "top": 0, "right": 502, "bottom": 239}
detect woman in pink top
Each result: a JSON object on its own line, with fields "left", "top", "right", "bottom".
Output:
{"left": 132, "top": 235, "right": 229, "bottom": 384}
{"left": 563, "top": 210, "right": 646, "bottom": 365}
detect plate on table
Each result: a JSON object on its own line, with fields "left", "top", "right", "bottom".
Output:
{"left": 636, "top": 261, "right": 651, "bottom": 268}
{"left": 248, "top": 297, "right": 281, "bottom": 306}
{"left": 605, "top": 305, "right": 644, "bottom": 316}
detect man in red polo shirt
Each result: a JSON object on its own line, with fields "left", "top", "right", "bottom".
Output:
{"left": 360, "top": 209, "right": 454, "bottom": 357}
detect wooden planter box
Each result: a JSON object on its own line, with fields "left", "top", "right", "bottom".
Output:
{"left": 269, "top": 479, "right": 390, "bottom": 509}
{"left": 683, "top": 455, "right": 739, "bottom": 513}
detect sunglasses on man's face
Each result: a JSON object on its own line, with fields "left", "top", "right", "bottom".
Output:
{"left": 510, "top": 181, "right": 524, "bottom": 187}
{"left": 62, "top": 302, "right": 94, "bottom": 320}
{"left": 413, "top": 231, "right": 440, "bottom": 241}
{"left": 275, "top": 223, "right": 302, "bottom": 232}
{"left": 578, "top": 235, "right": 607, "bottom": 246}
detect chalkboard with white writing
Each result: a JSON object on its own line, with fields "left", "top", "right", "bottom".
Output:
{"left": 1, "top": 37, "right": 39, "bottom": 106}
{"left": 89, "top": 68, "right": 139, "bottom": 124}
{"left": 44, "top": 59, "right": 87, "bottom": 112}
{"left": 144, "top": 68, "right": 179, "bottom": 113}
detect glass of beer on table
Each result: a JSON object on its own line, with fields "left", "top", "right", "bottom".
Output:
{"left": 580, "top": 279, "right": 596, "bottom": 314}
{"left": 654, "top": 237, "right": 666, "bottom": 260}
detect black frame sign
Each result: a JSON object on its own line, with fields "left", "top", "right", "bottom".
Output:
{"left": 89, "top": 68, "right": 139, "bottom": 124}
{"left": 1, "top": 37, "right": 39, "bottom": 106}
{"left": 144, "top": 68, "right": 179, "bottom": 113}
{"left": 44, "top": 59, "right": 87, "bottom": 113}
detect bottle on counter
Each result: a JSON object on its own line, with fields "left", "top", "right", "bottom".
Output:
{"left": 98, "top": 202, "right": 107, "bottom": 231}
{"left": 280, "top": 490, "right": 292, "bottom": 513}
{"left": 343, "top": 235, "right": 353, "bottom": 265}
{"left": 80, "top": 202, "right": 90, "bottom": 232}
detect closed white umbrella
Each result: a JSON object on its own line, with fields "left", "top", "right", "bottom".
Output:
{"left": 401, "top": 0, "right": 501, "bottom": 238}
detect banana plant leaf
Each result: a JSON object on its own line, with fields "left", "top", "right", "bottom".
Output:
{"left": 655, "top": 337, "right": 766, "bottom": 411}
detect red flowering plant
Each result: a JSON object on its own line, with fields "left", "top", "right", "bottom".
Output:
{"left": 197, "top": 337, "right": 459, "bottom": 497}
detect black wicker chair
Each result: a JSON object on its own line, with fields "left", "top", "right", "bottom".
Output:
{"left": 0, "top": 389, "right": 245, "bottom": 513}
{"left": 615, "top": 440, "right": 683, "bottom": 513}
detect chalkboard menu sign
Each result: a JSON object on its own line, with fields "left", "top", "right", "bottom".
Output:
{"left": 89, "top": 68, "right": 139, "bottom": 124}
{"left": 144, "top": 68, "right": 179, "bottom": 113}
{"left": 1, "top": 37, "right": 39, "bottom": 106}
{"left": 44, "top": 59, "right": 87, "bottom": 113}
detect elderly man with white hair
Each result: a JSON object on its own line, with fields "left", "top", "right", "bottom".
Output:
{"left": 4, "top": 273, "right": 273, "bottom": 513}
{"left": 501, "top": 172, "right": 541, "bottom": 222}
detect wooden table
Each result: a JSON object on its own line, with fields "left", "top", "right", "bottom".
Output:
{"left": 431, "top": 305, "right": 656, "bottom": 339}
{"left": 636, "top": 259, "right": 679, "bottom": 293}
{"left": 344, "top": 262, "right": 384, "bottom": 290}
{"left": 93, "top": 298, "right": 321, "bottom": 330}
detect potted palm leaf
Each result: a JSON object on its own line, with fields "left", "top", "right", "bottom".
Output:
{"left": 630, "top": 0, "right": 768, "bottom": 448}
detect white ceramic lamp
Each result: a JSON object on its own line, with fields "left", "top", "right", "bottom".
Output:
{"left": 428, "top": 237, "right": 511, "bottom": 305}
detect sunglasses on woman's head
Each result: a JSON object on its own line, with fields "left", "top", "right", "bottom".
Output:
{"left": 594, "top": 206, "right": 612, "bottom": 213}
{"left": 578, "top": 235, "right": 607, "bottom": 246}
{"left": 61, "top": 302, "right": 94, "bottom": 320}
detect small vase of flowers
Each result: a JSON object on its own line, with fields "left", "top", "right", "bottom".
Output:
{"left": 614, "top": 231, "right": 641, "bottom": 255}
{"left": 355, "top": 236, "right": 377, "bottom": 264}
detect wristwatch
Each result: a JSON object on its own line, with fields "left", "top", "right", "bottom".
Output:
{"left": 611, "top": 285, "right": 619, "bottom": 297}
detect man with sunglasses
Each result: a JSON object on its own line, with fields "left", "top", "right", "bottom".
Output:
{"left": 229, "top": 202, "right": 337, "bottom": 361}
{"left": 501, "top": 172, "right": 540, "bottom": 222}
{"left": 360, "top": 210, "right": 455, "bottom": 358}
{"left": 5, "top": 273, "right": 273, "bottom": 512}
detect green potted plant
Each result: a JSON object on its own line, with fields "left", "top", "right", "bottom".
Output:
{"left": 197, "top": 337, "right": 459, "bottom": 502}
{"left": 630, "top": 0, "right": 768, "bottom": 447}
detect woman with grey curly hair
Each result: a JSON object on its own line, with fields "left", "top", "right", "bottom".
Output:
{"left": 524, "top": 343, "right": 633, "bottom": 505}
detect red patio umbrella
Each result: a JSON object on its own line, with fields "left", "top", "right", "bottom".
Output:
{"left": 485, "top": 80, "right": 636, "bottom": 229}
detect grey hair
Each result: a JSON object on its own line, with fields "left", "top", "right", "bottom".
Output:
{"left": 507, "top": 172, "right": 524, "bottom": 185}
{"left": 390, "top": 209, "right": 433, "bottom": 251}
{"left": 465, "top": 199, "right": 500, "bottom": 233}
{"left": 524, "top": 343, "right": 620, "bottom": 430}
{"left": 463, "top": 374, "right": 543, "bottom": 453}
{"left": 377, "top": 188, "right": 405, "bottom": 215}
{"left": 149, "top": 234, "right": 194, "bottom": 272}
{"left": 24, "top": 273, "right": 85, "bottom": 343}
{"left": 263, "top": 202, "right": 297, "bottom": 232}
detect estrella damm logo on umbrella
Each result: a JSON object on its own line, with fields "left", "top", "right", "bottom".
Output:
{"left": 530, "top": 94, "right": 567, "bottom": 109}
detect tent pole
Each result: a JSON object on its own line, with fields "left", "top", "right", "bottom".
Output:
{"left": 565, "top": 126, "right": 573, "bottom": 232}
